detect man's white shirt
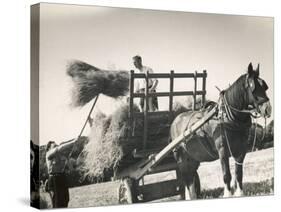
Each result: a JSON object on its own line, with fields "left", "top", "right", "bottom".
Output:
{"left": 134, "top": 66, "right": 155, "bottom": 91}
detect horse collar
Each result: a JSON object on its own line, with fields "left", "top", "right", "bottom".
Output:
{"left": 218, "top": 93, "right": 252, "bottom": 130}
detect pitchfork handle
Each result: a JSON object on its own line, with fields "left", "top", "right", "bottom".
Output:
{"left": 78, "top": 95, "right": 99, "bottom": 138}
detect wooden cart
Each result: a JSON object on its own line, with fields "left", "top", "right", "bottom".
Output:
{"left": 114, "top": 70, "right": 218, "bottom": 203}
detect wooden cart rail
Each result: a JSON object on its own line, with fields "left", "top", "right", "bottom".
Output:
{"left": 133, "top": 90, "right": 206, "bottom": 98}
{"left": 129, "top": 70, "right": 207, "bottom": 149}
{"left": 132, "top": 72, "right": 206, "bottom": 78}
{"left": 116, "top": 70, "right": 209, "bottom": 203}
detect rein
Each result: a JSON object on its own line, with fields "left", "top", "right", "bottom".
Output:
{"left": 219, "top": 91, "right": 265, "bottom": 166}
{"left": 222, "top": 92, "right": 261, "bottom": 119}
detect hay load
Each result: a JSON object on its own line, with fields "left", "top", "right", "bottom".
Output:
{"left": 80, "top": 96, "right": 210, "bottom": 179}
{"left": 81, "top": 104, "right": 142, "bottom": 179}
{"left": 81, "top": 101, "right": 192, "bottom": 179}
{"left": 67, "top": 61, "right": 207, "bottom": 179}
{"left": 67, "top": 60, "right": 129, "bottom": 107}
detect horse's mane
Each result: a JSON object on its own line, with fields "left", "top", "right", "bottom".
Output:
{"left": 223, "top": 74, "right": 252, "bottom": 128}
{"left": 225, "top": 74, "right": 248, "bottom": 110}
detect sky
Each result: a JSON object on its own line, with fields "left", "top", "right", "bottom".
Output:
{"left": 37, "top": 3, "right": 274, "bottom": 145}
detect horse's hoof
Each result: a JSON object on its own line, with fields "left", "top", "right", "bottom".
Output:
{"left": 223, "top": 185, "right": 232, "bottom": 198}
{"left": 234, "top": 189, "right": 244, "bottom": 197}
{"left": 223, "top": 192, "right": 232, "bottom": 198}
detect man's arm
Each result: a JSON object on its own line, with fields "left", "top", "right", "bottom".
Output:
{"left": 148, "top": 67, "right": 158, "bottom": 91}
{"left": 150, "top": 79, "right": 158, "bottom": 91}
{"left": 46, "top": 148, "right": 58, "bottom": 160}
{"left": 46, "top": 139, "right": 77, "bottom": 160}
{"left": 57, "top": 139, "right": 77, "bottom": 153}
{"left": 134, "top": 79, "right": 140, "bottom": 93}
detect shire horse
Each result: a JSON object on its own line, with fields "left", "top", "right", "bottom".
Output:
{"left": 171, "top": 63, "right": 271, "bottom": 199}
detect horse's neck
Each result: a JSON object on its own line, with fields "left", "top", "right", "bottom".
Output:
{"left": 225, "top": 88, "right": 245, "bottom": 110}
{"left": 224, "top": 76, "right": 250, "bottom": 121}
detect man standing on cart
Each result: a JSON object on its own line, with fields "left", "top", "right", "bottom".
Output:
{"left": 133, "top": 55, "right": 159, "bottom": 112}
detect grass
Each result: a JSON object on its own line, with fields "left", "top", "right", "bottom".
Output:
{"left": 43, "top": 148, "right": 274, "bottom": 208}
{"left": 198, "top": 148, "right": 274, "bottom": 190}
{"left": 69, "top": 181, "right": 120, "bottom": 208}
{"left": 199, "top": 178, "right": 273, "bottom": 199}
{"left": 67, "top": 179, "right": 273, "bottom": 208}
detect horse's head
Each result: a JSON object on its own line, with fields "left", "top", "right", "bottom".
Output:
{"left": 245, "top": 63, "right": 271, "bottom": 118}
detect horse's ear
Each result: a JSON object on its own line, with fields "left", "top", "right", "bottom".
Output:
{"left": 248, "top": 63, "right": 254, "bottom": 77}
{"left": 256, "top": 63, "right": 260, "bottom": 77}
{"left": 248, "top": 62, "right": 254, "bottom": 76}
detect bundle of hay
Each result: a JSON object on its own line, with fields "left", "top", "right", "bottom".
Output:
{"left": 82, "top": 100, "right": 193, "bottom": 179}
{"left": 67, "top": 61, "right": 209, "bottom": 179}
{"left": 67, "top": 60, "right": 129, "bottom": 107}
{"left": 81, "top": 104, "right": 141, "bottom": 179}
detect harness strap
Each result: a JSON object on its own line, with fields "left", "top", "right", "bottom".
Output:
{"left": 220, "top": 98, "right": 259, "bottom": 166}
{"left": 251, "top": 118, "right": 258, "bottom": 152}
{"left": 261, "top": 117, "right": 267, "bottom": 142}
{"left": 220, "top": 115, "right": 244, "bottom": 166}
{"left": 222, "top": 92, "right": 259, "bottom": 118}
{"left": 198, "top": 132, "right": 218, "bottom": 160}
{"left": 180, "top": 107, "right": 218, "bottom": 160}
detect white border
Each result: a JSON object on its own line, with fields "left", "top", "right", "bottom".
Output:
{"left": 0, "top": 0, "right": 279, "bottom": 211}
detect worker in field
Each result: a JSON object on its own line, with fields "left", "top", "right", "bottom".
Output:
{"left": 133, "top": 55, "right": 159, "bottom": 112}
{"left": 30, "top": 140, "right": 39, "bottom": 208}
{"left": 45, "top": 139, "right": 76, "bottom": 208}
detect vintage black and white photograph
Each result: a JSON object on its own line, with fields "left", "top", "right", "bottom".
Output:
{"left": 30, "top": 3, "right": 274, "bottom": 209}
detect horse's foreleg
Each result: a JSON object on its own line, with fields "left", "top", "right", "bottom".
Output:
{"left": 233, "top": 155, "right": 245, "bottom": 197}
{"left": 184, "top": 177, "right": 197, "bottom": 200}
{"left": 217, "top": 141, "right": 232, "bottom": 198}
{"left": 174, "top": 149, "right": 199, "bottom": 200}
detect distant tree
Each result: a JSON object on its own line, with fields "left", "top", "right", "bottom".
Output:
{"left": 248, "top": 120, "right": 274, "bottom": 151}
{"left": 247, "top": 123, "right": 264, "bottom": 151}
{"left": 266, "top": 120, "right": 274, "bottom": 140}
{"left": 263, "top": 120, "right": 274, "bottom": 149}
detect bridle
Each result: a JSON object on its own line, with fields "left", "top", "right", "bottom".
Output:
{"left": 219, "top": 75, "right": 269, "bottom": 165}
{"left": 221, "top": 74, "right": 268, "bottom": 120}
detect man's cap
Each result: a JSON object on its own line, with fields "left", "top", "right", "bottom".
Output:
{"left": 133, "top": 55, "right": 142, "bottom": 61}
{"left": 46, "top": 140, "right": 56, "bottom": 151}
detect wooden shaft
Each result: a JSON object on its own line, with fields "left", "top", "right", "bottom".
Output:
{"left": 133, "top": 106, "right": 218, "bottom": 180}
{"left": 62, "top": 96, "right": 99, "bottom": 172}
{"left": 78, "top": 94, "right": 99, "bottom": 138}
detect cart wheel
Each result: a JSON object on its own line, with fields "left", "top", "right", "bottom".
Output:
{"left": 118, "top": 178, "right": 137, "bottom": 204}
{"left": 194, "top": 171, "right": 201, "bottom": 197}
